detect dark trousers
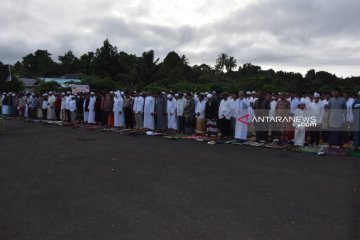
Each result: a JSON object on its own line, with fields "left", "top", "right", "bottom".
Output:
{"left": 101, "top": 110, "right": 108, "bottom": 125}
{"left": 66, "top": 109, "right": 71, "bottom": 122}
{"left": 42, "top": 109, "right": 47, "bottom": 120}
{"left": 255, "top": 122, "right": 269, "bottom": 142}
{"left": 310, "top": 127, "right": 320, "bottom": 145}
{"left": 124, "top": 108, "right": 134, "bottom": 129}
{"left": 220, "top": 118, "right": 231, "bottom": 137}
{"left": 178, "top": 116, "right": 185, "bottom": 133}
{"left": 55, "top": 109, "right": 60, "bottom": 121}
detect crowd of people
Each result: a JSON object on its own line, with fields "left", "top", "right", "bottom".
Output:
{"left": 1, "top": 88, "right": 360, "bottom": 150}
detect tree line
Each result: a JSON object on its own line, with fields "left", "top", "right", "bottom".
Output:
{"left": 2, "top": 39, "right": 359, "bottom": 94}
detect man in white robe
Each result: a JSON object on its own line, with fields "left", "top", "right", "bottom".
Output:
{"left": 235, "top": 92, "right": 250, "bottom": 141}
{"left": 144, "top": 92, "right": 155, "bottom": 130}
{"left": 113, "top": 91, "right": 124, "bottom": 128}
{"left": 167, "top": 94, "right": 177, "bottom": 131}
{"left": 47, "top": 92, "right": 56, "bottom": 120}
{"left": 293, "top": 101, "right": 309, "bottom": 146}
{"left": 88, "top": 92, "right": 97, "bottom": 124}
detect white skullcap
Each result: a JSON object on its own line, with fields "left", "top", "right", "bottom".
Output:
{"left": 109, "top": 91, "right": 114, "bottom": 94}
{"left": 246, "top": 91, "right": 251, "bottom": 95}
{"left": 167, "top": 94, "right": 172, "bottom": 98}
{"left": 66, "top": 91, "right": 71, "bottom": 94}
{"left": 161, "top": 92, "right": 166, "bottom": 95}
{"left": 43, "top": 93, "right": 48, "bottom": 96}
{"left": 212, "top": 91, "right": 216, "bottom": 94}
{"left": 252, "top": 91, "right": 257, "bottom": 94}
{"left": 207, "top": 94, "right": 213, "bottom": 98}
{"left": 314, "top": 92, "right": 320, "bottom": 98}
{"left": 299, "top": 100, "right": 306, "bottom": 105}
{"left": 358, "top": 91, "right": 360, "bottom": 95}
{"left": 121, "top": 91, "right": 124, "bottom": 95}
{"left": 61, "top": 92, "right": 65, "bottom": 95}
{"left": 91, "top": 92, "right": 95, "bottom": 94}
{"left": 49, "top": 91, "right": 53, "bottom": 94}
{"left": 175, "top": 94, "right": 179, "bottom": 97}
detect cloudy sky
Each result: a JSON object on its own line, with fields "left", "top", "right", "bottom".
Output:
{"left": 1, "top": 0, "right": 359, "bottom": 77}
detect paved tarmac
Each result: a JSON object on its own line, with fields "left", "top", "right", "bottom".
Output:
{"left": 0, "top": 120, "right": 359, "bottom": 240}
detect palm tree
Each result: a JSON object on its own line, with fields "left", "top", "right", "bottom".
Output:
{"left": 215, "top": 53, "right": 228, "bottom": 72}
{"left": 181, "top": 54, "right": 189, "bottom": 65}
{"left": 136, "top": 50, "right": 160, "bottom": 84}
{"left": 225, "top": 56, "right": 237, "bottom": 73}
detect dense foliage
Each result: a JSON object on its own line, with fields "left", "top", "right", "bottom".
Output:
{"left": 7, "top": 39, "right": 360, "bottom": 94}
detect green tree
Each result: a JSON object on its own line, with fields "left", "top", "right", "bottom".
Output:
{"left": 92, "top": 39, "right": 119, "bottom": 79}
{"left": 80, "top": 52, "right": 94, "bottom": 75}
{"left": 58, "top": 50, "right": 81, "bottom": 74}
{"left": 215, "top": 53, "right": 228, "bottom": 72}
{"left": 225, "top": 56, "right": 237, "bottom": 73}
{"left": 0, "top": 77, "right": 24, "bottom": 92}
{"left": 16, "top": 50, "right": 56, "bottom": 78}
{"left": 136, "top": 50, "right": 160, "bottom": 85}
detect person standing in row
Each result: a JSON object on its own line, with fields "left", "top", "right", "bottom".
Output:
{"left": 124, "top": 91, "right": 134, "bottom": 129}
{"left": 176, "top": 93, "right": 187, "bottom": 134}
{"left": 133, "top": 92, "right": 144, "bottom": 130}
{"left": 195, "top": 93, "right": 206, "bottom": 135}
{"left": 144, "top": 92, "right": 155, "bottom": 130}
{"left": 234, "top": 91, "right": 249, "bottom": 142}
{"left": 218, "top": 93, "right": 232, "bottom": 138}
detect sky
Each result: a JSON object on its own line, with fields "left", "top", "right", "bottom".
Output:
{"left": 1, "top": 0, "right": 359, "bottom": 77}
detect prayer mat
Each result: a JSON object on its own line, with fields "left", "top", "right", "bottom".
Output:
{"left": 350, "top": 150, "right": 360, "bottom": 158}
{"left": 298, "top": 146, "right": 320, "bottom": 154}
{"left": 263, "top": 143, "right": 289, "bottom": 149}
{"left": 247, "top": 142, "right": 264, "bottom": 147}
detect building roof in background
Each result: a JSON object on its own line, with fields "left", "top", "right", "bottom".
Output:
{"left": 19, "top": 78, "right": 37, "bottom": 87}
{"left": 40, "top": 78, "right": 81, "bottom": 84}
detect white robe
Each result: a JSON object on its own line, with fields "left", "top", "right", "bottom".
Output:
{"left": 235, "top": 99, "right": 249, "bottom": 140}
{"left": 113, "top": 97, "right": 124, "bottom": 127}
{"left": 346, "top": 98, "right": 354, "bottom": 123}
{"left": 144, "top": 96, "right": 155, "bottom": 130}
{"left": 47, "top": 95, "right": 56, "bottom": 120}
{"left": 88, "top": 96, "right": 96, "bottom": 123}
{"left": 293, "top": 108, "right": 309, "bottom": 146}
{"left": 195, "top": 100, "right": 206, "bottom": 119}
{"left": 167, "top": 99, "right": 177, "bottom": 129}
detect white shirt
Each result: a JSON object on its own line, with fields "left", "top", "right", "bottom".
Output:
{"left": 70, "top": 100, "right": 77, "bottom": 112}
{"left": 269, "top": 99, "right": 278, "bottom": 117}
{"left": 42, "top": 100, "right": 48, "bottom": 110}
{"left": 309, "top": 101, "right": 324, "bottom": 125}
{"left": 218, "top": 98, "right": 232, "bottom": 120}
{"left": 65, "top": 96, "right": 72, "bottom": 110}
{"left": 133, "top": 96, "right": 144, "bottom": 113}
{"left": 167, "top": 99, "right": 177, "bottom": 115}
{"left": 195, "top": 100, "right": 206, "bottom": 119}
{"left": 346, "top": 98, "right": 354, "bottom": 123}
{"left": 176, "top": 97, "right": 187, "bottom": 116}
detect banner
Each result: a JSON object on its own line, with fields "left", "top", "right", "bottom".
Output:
{"left": 71, "top": 85, "right": 90, "bottom": 93}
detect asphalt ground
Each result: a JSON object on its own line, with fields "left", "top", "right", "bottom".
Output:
{"left": 0, "top": 120, "right": 360, "bottom": 240}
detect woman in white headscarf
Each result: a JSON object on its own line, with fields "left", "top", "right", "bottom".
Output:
{"left": 113, "top": 91, "right": 124, "bottom": 128}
